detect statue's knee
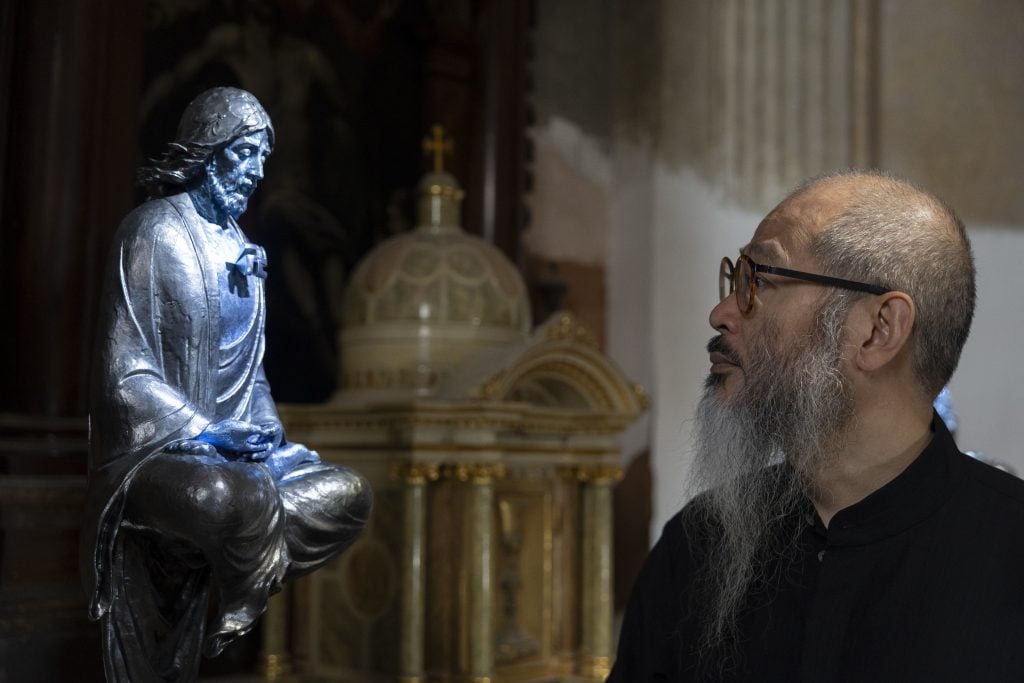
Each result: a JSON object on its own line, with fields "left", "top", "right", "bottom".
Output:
{"left": 333, "top": 466, "right": 372, "bottom": 522}
{"left": 278, "top": 463, "right": 371, "bottom": 528}
{"left": 188, "top": 465, "right": 278, "bottom": 530}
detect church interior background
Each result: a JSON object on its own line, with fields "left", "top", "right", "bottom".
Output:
{"left": 2, "top": 0, "right": 1023, "bottom": 680}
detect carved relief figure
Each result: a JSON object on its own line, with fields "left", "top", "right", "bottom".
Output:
{"left": 82, "top": 87, "right": 371, "bottom": 682}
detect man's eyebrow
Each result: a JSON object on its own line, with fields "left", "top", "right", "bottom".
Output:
{"left": 741, "top": 243, "right": 783, "bottom": 262}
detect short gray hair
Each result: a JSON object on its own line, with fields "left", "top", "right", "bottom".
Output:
{"left": 803, "top": 171, "right": 975, "bottom": 397}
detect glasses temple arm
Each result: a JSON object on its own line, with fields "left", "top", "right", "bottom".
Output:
{"left": 759, "top": 265, "right": 890, "bottom": 295}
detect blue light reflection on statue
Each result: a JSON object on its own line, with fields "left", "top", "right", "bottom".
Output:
{"left": 84, "top": 87, "right": 371, "bottom": 683}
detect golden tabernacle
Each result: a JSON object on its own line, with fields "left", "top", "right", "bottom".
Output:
{"left": 271, "top": 134, "right": 646, "bottom": 682}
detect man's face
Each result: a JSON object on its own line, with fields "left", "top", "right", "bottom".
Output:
{"left": 206, "top": 129, "right": 271, "bottom": 219}
{"left": 706, "top": 188, "right": 844, "bottom": 400}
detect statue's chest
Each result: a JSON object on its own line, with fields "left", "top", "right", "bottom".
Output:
{"left": 205, "top": 226, "right": 260, "bottom": 349}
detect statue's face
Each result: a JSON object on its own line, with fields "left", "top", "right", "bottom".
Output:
{"left": 205, "top": 129, "right": 271, "bottom": 219}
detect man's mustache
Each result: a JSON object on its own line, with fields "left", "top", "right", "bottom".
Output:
{"left": 707, "top": 335, "right": 741, "bottom": 365}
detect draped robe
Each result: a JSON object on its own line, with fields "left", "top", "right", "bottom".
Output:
{"left": 82, "top": 192, "right": 368, "bottom": 681}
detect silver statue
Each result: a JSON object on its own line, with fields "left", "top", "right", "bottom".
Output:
{"left": 82, "top": 87, "right": 371, "bottom": 682}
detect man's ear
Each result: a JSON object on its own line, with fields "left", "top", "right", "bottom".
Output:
{"left": 848, "top": 292, "right": 916, "bottom": 373}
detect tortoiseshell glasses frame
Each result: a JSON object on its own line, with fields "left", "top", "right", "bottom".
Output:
{"left": 719, "top": 254, "right": 891, "bottom": 314}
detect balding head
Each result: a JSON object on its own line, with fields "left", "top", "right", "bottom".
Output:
{"left": 792, "top": 171, "right": 975, "bottom": 397}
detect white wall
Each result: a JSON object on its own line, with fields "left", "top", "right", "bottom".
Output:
{"left": 647, "top": 167, "right": 760, "bottom": 535}
{"left": 606, "top": 138, "right": 654, "bottom": 463}
{"left": 948, "top": 228, "right": 1024, "bottom": 472}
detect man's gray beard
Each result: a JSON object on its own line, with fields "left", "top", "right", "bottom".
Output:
{"left": 689, "top": 298, "right": 855, "bottom": 655}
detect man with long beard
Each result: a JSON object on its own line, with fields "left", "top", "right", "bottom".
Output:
{"left": 609, "top": 171, "right": 1024, "bottom": 681}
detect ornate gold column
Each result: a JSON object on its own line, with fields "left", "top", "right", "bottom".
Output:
{"left": 456, "top": 464, "right": 506, "bottom": 683}
{"left": 393, "top": 463, "right": 440, "bottom": 683}
{"left": 260, "top": 585, "right": 291, "bottom": 680}
{"left": 577, "top": 466, "right": 623, "bottom": 680}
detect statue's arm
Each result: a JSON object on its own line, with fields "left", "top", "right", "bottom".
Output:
{"left": 94, "top": 208, "right": 216, "bottom": 458}
{"left": 248, "top": 365, "right": 283, "bottom": 443}
{"left": 244, "top": 366, "right": 321, "bottom": 475}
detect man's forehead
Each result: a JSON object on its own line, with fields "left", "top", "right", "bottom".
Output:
{"left": 742, "top": 194, "right": 832, "bottom": 265}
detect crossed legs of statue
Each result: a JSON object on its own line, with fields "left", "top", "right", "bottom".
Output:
{"left": 122, "top": 450, "right": 371, "bottom": 660}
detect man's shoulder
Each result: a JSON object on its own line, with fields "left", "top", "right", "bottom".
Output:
{"left": 956, "top": 451, "right": 1024, "bottom": 515}
{"left": 657, "top": 494, "right": 722, "bottom": 554}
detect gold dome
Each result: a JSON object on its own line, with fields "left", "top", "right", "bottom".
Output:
{"left": 339, "top": 168, "right": 531, "bottom": 398}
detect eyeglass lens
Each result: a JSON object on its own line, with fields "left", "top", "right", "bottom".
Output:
{"left": 719, "top": 256, "right": 755, "bottom": 313}
{"left": 736, "top": 257, "right": 753, "bottom": 312}
{"left": 719, "top": 256, "right": 755, "bottom": 312}
{"left": 719, "top": 258, "right": 733, "bottom": 303}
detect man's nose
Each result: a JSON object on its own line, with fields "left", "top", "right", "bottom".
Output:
{"left": 709, "top": 291, "right": 740, "bottom": 334}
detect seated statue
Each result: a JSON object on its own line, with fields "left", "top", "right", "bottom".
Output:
{"left": 81, "top": 87, "right": 372, "bottom": 682}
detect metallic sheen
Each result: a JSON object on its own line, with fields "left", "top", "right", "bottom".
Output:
{"left": 82, "top": 87, "right": 371, "bottom": 683}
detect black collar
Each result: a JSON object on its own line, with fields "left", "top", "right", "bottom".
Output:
{"left": 812, "top": 413, "right": 960, "bottom": 546}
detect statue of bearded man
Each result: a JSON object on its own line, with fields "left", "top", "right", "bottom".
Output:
{"left": 82, "top": 87, "right": 371, "bottom": 683}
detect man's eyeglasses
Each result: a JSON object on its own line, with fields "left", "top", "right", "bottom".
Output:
{"left": 719, "top": 254, "right": 891, "bottom": 314}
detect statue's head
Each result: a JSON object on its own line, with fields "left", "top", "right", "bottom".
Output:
{"left": 137, "top": 87, "right": 275, "bottom": 209}
{"left": 175, "top": 87, "right": 274, "bottom": 150}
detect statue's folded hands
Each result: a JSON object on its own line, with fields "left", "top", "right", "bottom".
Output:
{"left": 194, "top": 418, "right": 278, "bottom": 458}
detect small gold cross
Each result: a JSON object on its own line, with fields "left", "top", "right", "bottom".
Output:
{"left": 422, "top": 124, "right": 453, "bottom": 173}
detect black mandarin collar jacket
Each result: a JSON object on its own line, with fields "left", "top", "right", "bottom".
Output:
{"left": 610, "top": 415, "right": 1024, "bottom": 682}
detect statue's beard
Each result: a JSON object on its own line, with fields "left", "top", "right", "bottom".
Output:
{"left": 209, "top": 168, "right": 251, "bottom": 219}
{"left": 689, "top": 298, "right": 854, "bottom": 656}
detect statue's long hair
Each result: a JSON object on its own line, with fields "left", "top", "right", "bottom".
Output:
{"left": 136, "top": 142, "right": 216, "bottom": 199}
